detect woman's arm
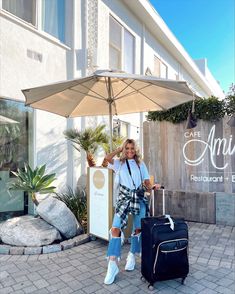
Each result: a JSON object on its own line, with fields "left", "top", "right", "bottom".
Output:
{"left": 105, "top": 147, "right": 123, "bottom": 164}
{"left": 144, "top": 179, "right": 161, "bottom": 193}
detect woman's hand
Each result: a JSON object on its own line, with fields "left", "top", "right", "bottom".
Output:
{"left": 152, "top": 183, "right": 161, "bottom": 190}
{"left": 105, "top": 146, "right": 123, "bottom": 164}
{"left": 117, "top": 146, "right": 123, "bottom": 153}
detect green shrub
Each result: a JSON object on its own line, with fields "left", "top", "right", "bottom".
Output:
{"left": 147, "top": 96, "right": 227, "bottom": 123}
{"left": 225, "top": 94, "right": 235, "bottom": 115}
{"left": 55, "top": 187, "right": 87, "bottom": 233}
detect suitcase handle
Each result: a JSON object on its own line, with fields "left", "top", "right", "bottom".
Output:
{"left": 150, "top": 186, "right": 165, "bottom": 216}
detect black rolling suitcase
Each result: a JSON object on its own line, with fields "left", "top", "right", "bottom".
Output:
{"left": 141, "top": 188, "right": 189, "bottom": 290}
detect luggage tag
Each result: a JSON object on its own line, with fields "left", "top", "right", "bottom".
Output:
{"left": 165, "top": 214, "right": 174, "bottom": 230}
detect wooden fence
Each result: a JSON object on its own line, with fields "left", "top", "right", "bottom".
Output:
{"left": 143, "top": 117, "right": 235, "bottom": 193}
{"left": 143, "top": 117, "right": 235, "bottom": 224}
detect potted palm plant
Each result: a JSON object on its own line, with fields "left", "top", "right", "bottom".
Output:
{"left": 9, "top": 163, "right": 56, "bottom": 206}
{"left": 64, "top": 124, "right": 108, "bottom": 167}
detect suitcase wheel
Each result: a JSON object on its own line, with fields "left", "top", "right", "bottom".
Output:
{"left": 181, "top": 277, "right": 186, "bottom": 285}
{"left": 148, "top": 284, "right": 154, "bottom": 291}
{"left": 90, "top": 235, "right": 97, "bottom": 241}
{"left": 140, "top": 276, "right": 146, "bottom": 282}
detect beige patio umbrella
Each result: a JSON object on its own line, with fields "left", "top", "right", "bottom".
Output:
{"left": 22, "top": 70, "right": 197, "bottom": 149}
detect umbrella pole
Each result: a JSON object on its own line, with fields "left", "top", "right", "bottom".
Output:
{"left": 109, "top": 102, "right": 113, "bottom": 152}
{"left": 107, "top": 77, "right": 113, "bottom": 152}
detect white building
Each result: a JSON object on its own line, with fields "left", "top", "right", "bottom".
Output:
{"left": 0, "top": 0, "right": 224, "bottom": 219}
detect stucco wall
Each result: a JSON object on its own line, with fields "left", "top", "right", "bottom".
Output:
{"left": 0, "top": 16, "right": 69, "bottom": 101}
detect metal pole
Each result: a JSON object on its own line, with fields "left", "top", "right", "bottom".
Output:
{"left": 162, "top": 189, "right": 165, "bottom": 215}
{"left": 107, "top": 77, "right": 113, "bottom": 151}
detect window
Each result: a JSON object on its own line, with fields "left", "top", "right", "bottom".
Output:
{"left": 153, "top": 56, "right": 168, "bottom": 78}
{"left": 109, "top": 17, "right": 122, "bottom": 70}
{"left": 175, "top": 73, "right": 180, "bottom": 80}
{"left": 41, "top": 0, "right": 65, "bottom": 43}
{"left": 161, "top": 61, "right": 168, "bottom": 79}
{"left": 124, "top": 30, "right": 135, "bottom": 73}
{"left": 109, "top": 16, "right": 135, "bottom": 73}
{"left": 113, "top": 119, "right": 129, "bottom": 138}
{"left": 0, "top": 99, "right": 33, "bottom": 221}
{"left": 2, "top": 0, "right": 36, "bottom": 25}
{"left": 153, "top": 56, "right": 161, "bottom": 77}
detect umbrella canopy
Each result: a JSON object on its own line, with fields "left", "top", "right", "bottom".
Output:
{"left": 22, "top": 70, "right": 197, "bottom": 149}
{"left": 23, "top": 70, "right": 196, "bottom": 117}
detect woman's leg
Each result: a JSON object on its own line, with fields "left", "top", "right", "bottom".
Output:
{"left": 104, "top": 214, "right": 122, "bottom": 285}
{"left": 125, "top": 201, "right": 146, "bottom": 271}
{"left": 106, "top": 213, "right": 122, "bottom": 260}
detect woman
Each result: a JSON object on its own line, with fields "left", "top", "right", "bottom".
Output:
{"left": 104, "top": 139, "right": 160, "bottom": 285}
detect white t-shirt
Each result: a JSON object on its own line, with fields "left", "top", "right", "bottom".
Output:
{"left": 108, "top": 159, "right": 150, "bottom": 190}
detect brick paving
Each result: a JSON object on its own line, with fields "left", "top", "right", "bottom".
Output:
{"left": 0, "top": 222, "right": 234, "bottom": 293}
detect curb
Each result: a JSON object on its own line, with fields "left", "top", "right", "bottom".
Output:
{"left": 0, "top": 234, "right": 90, "bottom": 255}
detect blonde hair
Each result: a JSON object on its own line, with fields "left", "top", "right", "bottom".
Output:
{"left": 120, "top": 139, "right": 142, "bottom": 165}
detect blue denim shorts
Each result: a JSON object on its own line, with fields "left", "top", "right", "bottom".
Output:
{"left": 112, "top": 200, "right": 146, "bottom": 232}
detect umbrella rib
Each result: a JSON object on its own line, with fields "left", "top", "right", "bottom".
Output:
{"left": 115, "top": 82, "right": 167, "bottom": 110}
{"left": 76, "top": 81, "right": 106, "bottom": 99}
{"left": 113, "top": 79, "right": 136, "bottom": 99}
{"left": 118, "top": 90, "right": 166, "bottom": 110}
{"left": 121, "top": 78, "right": 193, "bottom": 96}
{"left": 115, "top": 82, "right": 153, "bottom": 100}
{"left": 69, "top": 89, "right": 105, "bottom": 101}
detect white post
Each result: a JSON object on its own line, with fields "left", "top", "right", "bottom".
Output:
{"left": 107, "top": 77, "right": 113, "bottom": 151}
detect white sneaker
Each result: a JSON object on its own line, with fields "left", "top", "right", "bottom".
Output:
{"left": 104, "top": 260, "right": 119, "bottom": 285}
{"left": 125, "top": 252, "right": 135, "bottom": 271}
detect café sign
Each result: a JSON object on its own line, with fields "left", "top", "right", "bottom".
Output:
{"left": 183, "top": 125, "right": 235, "bottom": 183}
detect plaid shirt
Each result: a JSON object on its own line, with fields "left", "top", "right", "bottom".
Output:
{"left": 115, "top": 184, "right": 149, "bottom": 230}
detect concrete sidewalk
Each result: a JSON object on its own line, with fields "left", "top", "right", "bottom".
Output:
{"left": 0, "top": 222, "right": 234, "bottom": 294}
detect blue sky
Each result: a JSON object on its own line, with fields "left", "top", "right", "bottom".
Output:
{"left": 149, "top": 0, "right": 235, "bottom": 94}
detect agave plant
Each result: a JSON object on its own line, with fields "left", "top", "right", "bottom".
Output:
{"left": 9, "top": 163, "right": 56, "bottom": 206}
{"left": 101, "top": 134, "right": 125, "bottom": 167}
{"left": 64, "top": 124, "right": 108, "bottom": 167}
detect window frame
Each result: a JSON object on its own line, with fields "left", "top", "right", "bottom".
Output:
{"left": 153, "top": 55, "right": 168, "bottom": 79}
{"left": 1, "top": 0, "right": 37, "bottom": 27}
{"left": 113, "top": 119, "right": 130, "bottom": 138}
{"left": 109, "top": 15, "right": 135, "bottom": 73}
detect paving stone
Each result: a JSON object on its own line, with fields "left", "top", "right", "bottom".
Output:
{"left": 198, "top": 289, "right": 218, "bottom": 294}
{"left": 60, "top": 240, "right": 75, "bottom": 250}
{"left": 58, "top": 287, "right": 74, "bottom": 294}
{"left": 33, "top": 279, "right": 50, "bottom": 289}
{"left": 42, "top": 244, "right": 62, "bottom": 254}
{"left": 0, "top": 245, "right": 11, "bottom": 255}
{"left": 215, "top": 286, "right": 234, "bottom": 294}
{"left": 1, "top": 277, "right": 16, "bottom": 287}
{"left": 58, "top": 273, "right": 74, "bottom": 283}
{"left": 23, "top": 285, "right": 38, "bottom": 293}
{"left": 83, "top": 282, "right": 103, "bottom": 293}
{"left": 0, "top": 287, "right": 14, "bottom": 294}
{"left": 72, "top": 234, "right": 90, "bottom": 246}
{"left": 24, "top": 247, "right": 42, "bottom": 255}
{"left": 9, "top": 247, "right": 24, "bottom": 255}
{"left": 216, "top": 277, "right": 234, "bottom": 287}
{"left": 13, "top": 280, "right": 33, "bottom": 291}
